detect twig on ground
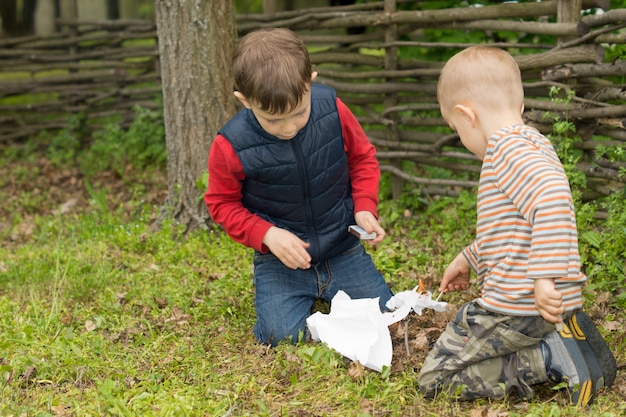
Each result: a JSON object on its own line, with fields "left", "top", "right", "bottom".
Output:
{"left": 404, "top": 319, "right": 411, "bottom": 355}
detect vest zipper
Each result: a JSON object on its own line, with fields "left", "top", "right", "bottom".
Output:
{"left": 292, "top": 138, "right": 320, "bottom": 261}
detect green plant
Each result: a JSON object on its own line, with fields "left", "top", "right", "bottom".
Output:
{"left": 81, "top": 106, "right": 166, "bottom": 176}
{"left": 84, "top": 178, "right": 109, "bottom": 215}
{"left": 46, "top": 114, "right": 88, "bottom": 167}
{"left": 579, "top": 192, "right": 626, "bottom": 307}
{"left": 541, "top": 88, "right": 626, "bottom": 309}
{"left": 544, "top": 87, "right": 584, "bottom": 180}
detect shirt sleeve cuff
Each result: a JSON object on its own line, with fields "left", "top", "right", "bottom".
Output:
{"left": 353, "top": 197, "right": 378, "bottom": 218}
{"left": 462, "top": 244, "right": 479, "bottom": 274}
{"left": 248, "top": 218, "right": 274, "bottom": 253}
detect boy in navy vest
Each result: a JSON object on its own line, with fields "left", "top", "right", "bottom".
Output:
{"left": 205, "top": 28, "right": 393, "bottom": 346}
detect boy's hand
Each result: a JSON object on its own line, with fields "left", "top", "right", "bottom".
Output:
{"left": 262, "top": 226, "right": 311, "bottom": 270}
{"left": 354, "top": 211, "right": 385, "bottom": 245}
{"left": 534, "top": 278, "right": 564, "bottom": 324}
{"left": 439, "top": 252, "right": 471, "bottom": 293}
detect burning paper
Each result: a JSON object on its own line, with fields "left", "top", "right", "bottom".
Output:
{"left": 385, "top": 287, "right": 448, "bottom": 315}
{"left": 306, "top": 288, "right": 448, "bottom": 372}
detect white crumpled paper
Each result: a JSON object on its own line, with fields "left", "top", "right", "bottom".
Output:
{"left": 385, "top": 286, "right": 448, "bottom": 316}
{"left": 306, "top": 288, "right": 448, "bottom": 372}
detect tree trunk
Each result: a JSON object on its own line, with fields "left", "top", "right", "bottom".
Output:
{"left": 263, "top": 0, "right": 277, "bottom": 14}
{"left": 0, "top": 0, "right": 24, "bottom": 35}
{"left": 154, "top": 0, "right": 237, "bottom": 233}
{"left": 35, "top": 0, "right": 56, "bottom": 35}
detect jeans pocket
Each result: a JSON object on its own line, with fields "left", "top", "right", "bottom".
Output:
{"left": 340, "top": 242, "right": 363, "bottom": 256}
{"left": 253, "top": 251, "right": 277, "bottom": 265}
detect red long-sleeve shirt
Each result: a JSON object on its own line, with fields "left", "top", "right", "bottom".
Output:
{"left": 205, "top": 97, "right": 380, "bottom": 253}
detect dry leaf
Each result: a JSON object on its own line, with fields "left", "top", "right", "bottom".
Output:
{"left": 389, "top": 322, "right": 405, "bottom": 339}
{"left": 611, "top": 374, "right": 626, "bottom": 399}
{"left": 21, "top": 366, "right": 37, "bottom": 386}
{"left": 470, "top": 408, "right": 486, "bottom": 417}
{"left": 165, "top": 306, "right": 190, "bottom": 325}
{"left": 359, "top": 397, "right": 373, "bottom": 414}
{"left": 51, "top": 404, "right": 69, "bottom": 416}
{"left": 125, "top": 375, "right": 140, "bottom": 388}
{"left": 191, "top": 297, "right": 204, "bottom": 306}
{"left": 154, "top": 297, "right": 168, "bottom": 309}
{"left": 84, "top": 320, "right": 97, "bottom": 332}
{"left": 603, "top": 320, "right": 620, "bottom": 331}
{"left": 10, "top": 220, "right": 34, "bottom": 242}
{"left": 283, "top": 351, "right": 301, "bottom": 364}
{"left": 60, "top": 313, "right": 74, "bottom": 326}
{"left": 469, "top": 406, "right": 509, "bottom": 417}
{"left": 596, "top": 291, "right": 612, "bottom": 305}
{"left": 54, "top": 197, "right": 78, "bottom": 215}
{"left": 348, "top": 361, "right": 365, "bottom": 380}
{"left": 410, "top": 332, "right": 430, "bottom": 351}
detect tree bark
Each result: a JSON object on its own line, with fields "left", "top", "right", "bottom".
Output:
{"left": 0, "top": 1, "right": 18, "bottom": 35}
{"left": 154, "top": 0, "right": 237, "bottom": 233}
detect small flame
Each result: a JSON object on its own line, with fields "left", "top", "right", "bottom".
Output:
{"left": 416, "top": 278, "right": 428, "bottom": 294}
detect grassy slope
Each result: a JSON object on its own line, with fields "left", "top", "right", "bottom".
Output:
{"left": 1, "top": 154, "right": 624, "bottom": 417}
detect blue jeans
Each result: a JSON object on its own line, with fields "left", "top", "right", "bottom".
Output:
{"left": 253, "top": 243, "right": 393, "bottom": 346}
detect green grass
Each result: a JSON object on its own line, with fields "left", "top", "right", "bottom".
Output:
{"left": 2, "top": 188, "right": 624, "bottom": 416}
{"left": 1, "top": 123, "right": 625, "bottom": 415}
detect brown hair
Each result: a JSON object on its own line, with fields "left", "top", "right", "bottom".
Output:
{"left": 233, "top": 28, "right": 313, "bottom": 114}
{"left": 437, "top": 46, "right": 524, "bottom": 115}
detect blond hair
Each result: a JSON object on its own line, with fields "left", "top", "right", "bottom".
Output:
{"left": 233, "top": 28, "right": 313, "bottom": 114}
{"left": 437, "top": 46, "right": 524, "bottom": 115}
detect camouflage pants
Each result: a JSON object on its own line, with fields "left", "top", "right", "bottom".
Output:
{"left": 418, "top": 302, "right": 555, "bottom": 400}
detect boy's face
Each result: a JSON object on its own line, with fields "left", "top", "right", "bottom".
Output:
{"left": 235, "top": 88, "right": 312, "bottom": 140}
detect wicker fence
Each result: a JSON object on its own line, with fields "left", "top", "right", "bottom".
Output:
{"left": 1, "top": 0, "right": 625, "bottom": 200}
{"left": 0, "top": 18, "right": 160, "bottom": 140}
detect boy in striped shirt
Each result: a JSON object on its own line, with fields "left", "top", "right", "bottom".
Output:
{"left": 417, "top": 46, "right": 616, "bottom": 406}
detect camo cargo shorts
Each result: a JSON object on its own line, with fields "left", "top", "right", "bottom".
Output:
{"left": 418, "top": 302, "right": 555, "bottom": 400}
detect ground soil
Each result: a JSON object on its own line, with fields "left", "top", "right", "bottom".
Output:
{"left": 0, "top": 156, "right": 167, "bottom": 242}
{"left": 389, "top": 305, "right": 456, "bottom": 374}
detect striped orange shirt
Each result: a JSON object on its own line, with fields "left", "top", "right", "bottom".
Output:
{"left": 464, "top": 124, "right": 585, "bottom": 316}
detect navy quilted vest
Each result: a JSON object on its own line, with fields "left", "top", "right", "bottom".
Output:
{"left": 219, "top": 84, "right": 357, "bottom": 262}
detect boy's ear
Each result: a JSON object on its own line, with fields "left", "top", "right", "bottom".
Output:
{"left": 311, "top": 71, "right": 318, "bottom": 81}
{"left": 234, "top": 91, "right": 252, "bottom": 109}
{"left": 454, "top": 104, "right": 477, "bottom": 127}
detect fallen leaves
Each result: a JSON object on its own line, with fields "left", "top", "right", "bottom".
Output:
{"left": 348, "top": 361, "right": 366, "bottom": 380}
{"left": 20, "top": 365, "right": 37, "bottom": 387}
{"left": 53, "top": 197, "right": 79, "bottom": 215}
{"left": 469, "top": 405, "right": 510, "bottom": 417}
{"left": 9, "top": 219, "right": 35, "bottom": 242}
{"left": 610, "top": 373, "right": 626, "bottom": 399}
{"left": 603, "top": 320, "right": 621, "bottom": 331}
{"left": 51, "top": 404, "right": 71, "bottom": 416}
{"left": 164, "top": 306, "right": 191, "bottom": 326}
{"left": 84, "top": 320, "right": 97, "bottom": 332}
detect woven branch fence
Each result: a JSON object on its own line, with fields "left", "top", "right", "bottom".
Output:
{"left": 1, "top": 0, "right": 625, "bottom": 201}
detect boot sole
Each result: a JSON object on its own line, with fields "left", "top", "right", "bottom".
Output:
{"left": 568, "top": 311, "right": 617, "bottom": 388}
